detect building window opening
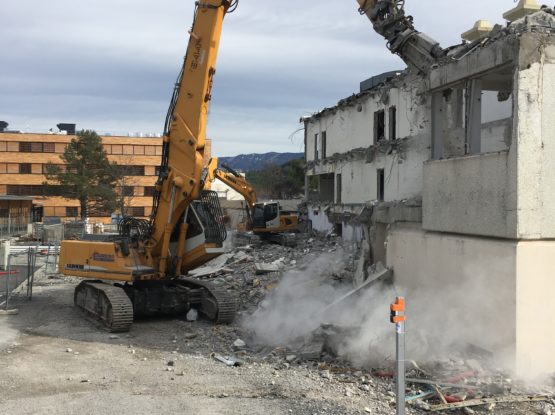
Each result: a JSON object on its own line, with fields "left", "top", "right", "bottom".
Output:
{"left": 389, "top": 106, "right": 397, "bottom": 140}
{"left": 374, "top": 109, "right": 385, "bottom": 143}
{"left": 377, "top": 168, "right": 385, "bottom": 201}
{"left": 321, "top": 131, "right": 327, "bottom": 159}
{"left": 314, "top": 133, "right": 319, "bottom": 160}
{"left": 336, "top": 173, "right": 342, "bottom": 204}
{"left": 121, "top": 186, "right": 134, "bottom": 197}
{"left": 335, "top": 223, "right": 343, "bottom": 237}
{"left": 130, "top": 207, "right": 145, "bottom": 217}
{"left": 66, "top": 206, "right": 78, "bottom": 217}
{"left": 19, "top": 163, "right": 31, "bottom": 174}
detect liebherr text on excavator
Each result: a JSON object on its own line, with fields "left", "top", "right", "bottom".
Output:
{"left": 59, "top": 0, "right": 444, "bottom": 331}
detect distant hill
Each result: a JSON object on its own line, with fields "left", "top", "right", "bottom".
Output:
{"left": 219, "top": 152, "right": 303, "bottom": 172}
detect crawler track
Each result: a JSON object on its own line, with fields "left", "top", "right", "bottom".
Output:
{"left": 74, "top": 281, "right": 134, "bottom": 332}
{"left": 180, "top": 277, "right": 237, "bottom": 324}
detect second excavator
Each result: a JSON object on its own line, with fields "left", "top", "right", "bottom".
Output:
{"left": 204, "top": 157, "right": 299, "bottom": 240}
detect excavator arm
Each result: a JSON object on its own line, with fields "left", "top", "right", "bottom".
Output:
{"left": 204, "top": 157, "right": 257, "bottom": 209}
{"left": 356, "top": 0, "right": 445, "bottom": 73}
{"left": 203, "top": 157, "right": 256, "bottom": 229}
{"left": 145, "top": 0, "right": 236, "bottom": 276}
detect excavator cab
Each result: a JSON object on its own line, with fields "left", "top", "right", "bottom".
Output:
{"left": 252, "top": 202, "right": 299, "bottom": 234}
{"left": 180, "top": 192, "right": 228, "bottom": 271}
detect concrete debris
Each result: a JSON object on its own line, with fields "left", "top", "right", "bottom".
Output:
{"left": 186, "top": 309, "right": 198, "bottom": 321}
{"left": 254, "top": 263, "right": 281, "bottom": 274}
{"left": 428, "top": 395, "right": 550, "bottom": 412}
{"left": 211, "top": 353, "right": 244, "bottom": 367}
{"left": 232, "top": 339, "right": 246, "bottom": 350}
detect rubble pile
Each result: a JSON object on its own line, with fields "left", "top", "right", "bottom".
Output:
{"left": 187, "top": 233, "right": 555, "bottom": 414}
{"left": 186, "top": 233, "right": 351, "bottom": 314}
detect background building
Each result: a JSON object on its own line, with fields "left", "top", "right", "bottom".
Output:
{"left": 0, "top": 132, "right": 168, "bottom": 223}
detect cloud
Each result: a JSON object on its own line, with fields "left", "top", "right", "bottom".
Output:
{"left": 1, "top": 0, "right": 512, "bottom": 156}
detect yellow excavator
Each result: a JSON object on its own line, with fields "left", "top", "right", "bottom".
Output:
{"left": 59, "top": 0, "right": 238, "bottom": 331}
{"left": 59, "top": 0, "right": 446, "bottom": 331}
{"left": 204, "top": 157, "right": 299, "bottom": 238}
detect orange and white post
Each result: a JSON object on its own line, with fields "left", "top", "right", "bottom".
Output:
{"left": 390, "top": 297, "right": 406, "bottom": 415}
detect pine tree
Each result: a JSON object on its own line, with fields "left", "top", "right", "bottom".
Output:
{"left": 44, "top": 130, "right": 120, "bottom": 219}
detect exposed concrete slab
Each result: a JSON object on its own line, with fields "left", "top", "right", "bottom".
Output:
{"left": 430, "top": 41, "right": 516, "bottom": 90}
{"left": 423, "top": 152, "right": 515, "bottom": 238}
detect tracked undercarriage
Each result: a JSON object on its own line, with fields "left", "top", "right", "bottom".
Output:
{"left": 74, "top": 278, "right": 237, "bottom": 332}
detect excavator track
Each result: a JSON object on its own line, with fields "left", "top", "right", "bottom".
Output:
{"left": 74, "top": 280, "right": 134, "bottom": 332}
{"left": 180, "top": 277, "right": 237, "bottom": 324}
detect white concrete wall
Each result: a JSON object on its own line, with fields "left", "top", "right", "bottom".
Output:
{"left": 306, "top": 82, "right": 422, "bottom": 160}
{"left": 306, "top": 75, "right": 430, "bottom": 205}
{"left": 386, "top": 223, "right": 555, "bottom": 378}
{"left": 515, "top": 241, "right": 555, "bottom": 377}
{"left": 423, "top": 151, "right": 516, "bottom": 238}
{"left": 514, "top": 35, "right": 555, "bottom": 239}
{"left": 308, "top": 207, "right": 333, "bottom": 233}
{"left": 342, "top": 223, "right": 363, "bottom": 243}
{"left": 387, "top": 224, "right": 517, "bottom": 366}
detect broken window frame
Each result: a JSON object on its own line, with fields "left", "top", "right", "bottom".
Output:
{"left": 314, "top": 133, "right": 319, "bottom": 161}
{"left": 336, "top": 173, "right": 342, "bottom": 204}
{"left": 377, "top": 169, "right": 385, "bottom": 201}
{"left": 431, "top": 65, "right": 513, "bottom": 160}
{"left": 374, "top": 109, "right": 386, "bottom": 144}
{"left": 389, "top": 106, "right": 397, "bottom": 140}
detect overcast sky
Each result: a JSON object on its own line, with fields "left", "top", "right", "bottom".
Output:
{"left": 1, "top": 0, "right": 514, "bottom": 156}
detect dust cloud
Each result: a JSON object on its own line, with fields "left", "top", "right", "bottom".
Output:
{"left": 244, "top": 248, "right": 396, "bottom": 365}
{"left": 244, "top": 248, "right": 516, "bottom": 370}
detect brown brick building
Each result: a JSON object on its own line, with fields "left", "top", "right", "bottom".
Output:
{"left": 0, "top": 133, "right": 166, "bottom": 223}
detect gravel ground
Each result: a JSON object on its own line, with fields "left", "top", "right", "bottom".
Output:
{"left": 0, "top": 280, "right": 393, "bottom": 415}
{"left": 0, "top": 238, "right": 553, "bottom": 415}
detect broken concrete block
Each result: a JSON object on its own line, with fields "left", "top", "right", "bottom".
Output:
{"left": 232, "top": 339, "right": 246, "bottom": 350}
{"left": 254, "top": 263, "right": 280, "bottom": 274}
{"left": 186, "top": 308, "right": 198, "bottom": 321}
{"left": 298, "top": 338, "right": 325, "bottom": 361}
{"left": 188, "top": 266, "right": 224, "bottom": 278}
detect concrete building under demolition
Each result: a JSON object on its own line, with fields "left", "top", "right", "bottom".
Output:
{"left": 303, "top": 3, "right": 555, "bottom": 377}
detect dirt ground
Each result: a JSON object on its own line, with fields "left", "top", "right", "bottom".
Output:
{"left": 0, "top": 238, "right": 553, "bottom": 415}
{"left": 0, "top": 279, "right": 396, "bottom": 415}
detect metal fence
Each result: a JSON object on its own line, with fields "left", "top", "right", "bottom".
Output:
{"left": 1, "top": 244, "right": 59, "bottom": 311}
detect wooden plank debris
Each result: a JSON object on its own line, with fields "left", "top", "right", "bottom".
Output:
{"left": 406, "top": 377, "right": 479, "bottom": 390}
{"left": 429, "top": 395, "right": 550, "bottom": 412}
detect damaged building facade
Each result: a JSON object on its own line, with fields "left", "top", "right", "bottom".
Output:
{"left": 304, "top": 6, "right": 555, "bottom": 377}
